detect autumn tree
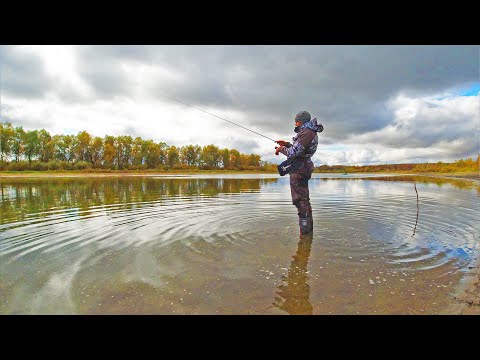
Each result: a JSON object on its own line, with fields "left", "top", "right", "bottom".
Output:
{"left": 249, "top": 154, "right": 260, "bottom": 167}
{"left": 103, "top": 135, "right": 116, "bottom": 168}
{"left": 90, "top": 137, "right": 104, "bottom": 168}
{"left": 229, "top": 149, "right": 241, "bottom": 169}
{"left": 1, "top": 120, "right": 274, "bottom": 172}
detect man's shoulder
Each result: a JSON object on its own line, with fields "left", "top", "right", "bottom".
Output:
{"left": 298, "top": 127, "right": 316, "bottom": 139}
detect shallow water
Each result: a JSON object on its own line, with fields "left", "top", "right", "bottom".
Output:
{"left": 0, "top": 174, "right": 478, "bottom": 314}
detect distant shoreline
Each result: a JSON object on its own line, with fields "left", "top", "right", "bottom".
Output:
{"left": 399, "top": 172, "right": 480, "bottom": 185}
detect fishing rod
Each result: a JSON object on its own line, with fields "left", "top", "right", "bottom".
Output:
{"left": 159, "top": 93, "right": 279, "bottom": 144}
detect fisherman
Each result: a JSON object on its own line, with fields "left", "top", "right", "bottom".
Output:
{"left": 275, "top": 111, "right": 323, "bottom": 235}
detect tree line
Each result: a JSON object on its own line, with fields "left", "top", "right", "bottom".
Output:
{"left": 315, "top": 156, "right": 479, "bottom": 174}
{"left": 0, "top": 121, "right": 278, "bottom": 171}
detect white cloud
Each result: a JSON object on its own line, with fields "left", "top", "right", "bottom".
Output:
{"left": 2, "top": 45, "right": 478, "bottom": 165}
{"left": 19, "top": 45, "right": 92, "bottom": 99}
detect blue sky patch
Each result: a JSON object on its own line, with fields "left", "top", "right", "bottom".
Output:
{"left": 459, "top": 83, "right": 480, "bottom": 96}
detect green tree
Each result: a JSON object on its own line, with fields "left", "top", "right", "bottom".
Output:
{"left": 11, "top": 126, "right": 25, "bottom": 162}
{"left": 158, "top": 141, "right": 168, "bottom": 165}
{"left": 37, "top": 129, "right": 54, "bottom": 162}
{"left": 24, "top": 130, "right": 40, "bottom": 164}
{"left": 132, "top": 137, "right": 144, "bottom": 166}
{"left": 119, "top": 135, "right": 133, "bottom": 169}
{"left": 180, "top": 144, "right": 200, "bottom": 166}
{"left": 53, "top": 134, "right": 75, "bottom": 162}
{"left": 144, "top": 140, "right": 161, "bottom": 169}
{"left": 76, "top": 131, "right": 92, "bottom": 163}
{"left": 220, "top": 148, "right": 230, "bottom": 169}
{"left": 53, "top": 135, "right": 65, "bottom": 161}
{"left": 0, "top": 122, "right": 14, "bottom": 161}
{"left": 167, "top": 145, "right": 180, "bottom": 167}
{"left": 200, "top": 144, "right": 221, "bottom": 168}
{"left": 65, "top": 135, "right": 76, "bottom": 163}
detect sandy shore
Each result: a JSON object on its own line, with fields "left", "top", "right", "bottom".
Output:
{"left": 442, "top": 255, "right": 480, "bottom": 315}
{"left": 456, "top": 254, "right": 480, "bottom": 315}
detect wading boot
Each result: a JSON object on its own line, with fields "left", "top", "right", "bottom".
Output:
{"left": 299, "top": 213, "right": 312, "bottom": 235}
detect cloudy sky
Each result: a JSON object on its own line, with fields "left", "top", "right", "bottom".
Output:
{"left": 1, "top": 45, "right": 478, "bottom": 165}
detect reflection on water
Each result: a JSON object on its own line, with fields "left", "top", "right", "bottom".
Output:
{"left": 0, "top": 175, "right": 478, "bottom": 314}
{"left": 412, "top": 182, "right": 419, "bottom": 237}
{"left": 0, "top": 177, "right": 278, "bottom": 224}
{"left": 273, "top": 234, "right": 313, "bottom": 315}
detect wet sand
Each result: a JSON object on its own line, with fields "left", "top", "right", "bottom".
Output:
{"left": 451, "top": 255, "right": 480, "bottom": 315}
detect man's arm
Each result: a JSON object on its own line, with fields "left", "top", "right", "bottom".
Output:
{"left": 285, "top": 129, "right": 316, "bottom": 158}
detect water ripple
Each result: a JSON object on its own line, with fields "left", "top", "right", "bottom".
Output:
{"left": 0, "top": 175, "right": 478, "bottom": 314}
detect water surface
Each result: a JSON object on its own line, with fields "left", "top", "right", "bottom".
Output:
{"left": 1, "top": 174, "right": 478, "bottom": 314}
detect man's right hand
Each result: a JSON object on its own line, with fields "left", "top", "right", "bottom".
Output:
{"left": 276, "top": 140, "right": 291, "bottom": 147}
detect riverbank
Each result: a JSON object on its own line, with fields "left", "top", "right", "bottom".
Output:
{"left": 1, "top": 170, "right": 478, "bottom": 180}
{"left": 418, "top": 172, "right": 479, "bottom": 185}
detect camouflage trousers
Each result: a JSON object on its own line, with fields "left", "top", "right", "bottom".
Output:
{"left": 289, "top": 159, "right": 314, "bottom": 216}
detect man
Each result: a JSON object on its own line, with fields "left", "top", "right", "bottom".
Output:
{"left": 275, "top": 111, "right": 323, "bottom": 235}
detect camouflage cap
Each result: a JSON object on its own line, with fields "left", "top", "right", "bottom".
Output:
{"left": 295, "top": 111, "right": 311, "bottom": 123}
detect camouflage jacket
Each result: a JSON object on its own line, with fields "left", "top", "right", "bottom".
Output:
{"left": 279, "top": 118, "right": 323, "bottom": 159}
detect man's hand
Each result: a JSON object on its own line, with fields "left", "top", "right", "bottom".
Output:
{"left": 276, "top": 140, "right": 291, "bottom": 147}
{"left": 275, "top": 146, "right": 285, "bottom": 156}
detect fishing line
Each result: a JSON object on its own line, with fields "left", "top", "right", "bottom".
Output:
{"left": 159, "top": 93, "right": 278, "bottom": 143}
